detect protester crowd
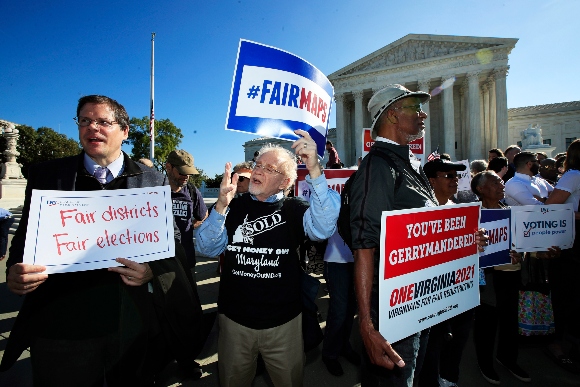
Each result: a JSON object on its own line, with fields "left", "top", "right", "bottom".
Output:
{"left": 1, "top": 89, "right": 579, "bottom": 387}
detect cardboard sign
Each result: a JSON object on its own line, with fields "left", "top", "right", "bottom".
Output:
{"left": 23, "top": 187, "right": 175, "bottom": 274}
{"left": 480, "top": 209, "right": 511, "bottom": 268}
{"left": 456, "top": 159, "right": 471, "bottom": 192}
{"left": 510, "top": 204, "right": 575, "bottom": 252}
{"left": 362, "top": 128, "right": 425, "bottom": 164}
{"left": 226, "top": 40, "right": 333, "bottom": 158}
{"left": 379, "top": 203, "right": 481, "bottom": 343}
{"left": 295, "top": 168, "right": 355, "bottom": 198}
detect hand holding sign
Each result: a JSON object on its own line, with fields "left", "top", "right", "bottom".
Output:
{"left": 108, "top": 257, "right": 153, "bottom": 286}
{"left": 291, "top": 129, "right": 321, "bottom": 179}
{"left": 7, "top": 263, "right": 48, "bottom": 295}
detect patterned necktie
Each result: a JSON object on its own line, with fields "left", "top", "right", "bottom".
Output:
{"left": 94, "top": 167, "right": 108, "bottom": 184}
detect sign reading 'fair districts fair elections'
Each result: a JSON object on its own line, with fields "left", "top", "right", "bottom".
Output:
{"left": 23, "top": 187, "right": 175, "bottom": 274}
{"left": 226, "top": 40, "right": 333, "bottom": 159}
{"left": 379, "top": 204, "right": 481, "bottom": 343}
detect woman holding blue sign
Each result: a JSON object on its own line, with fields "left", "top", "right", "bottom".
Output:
{"left": 470, "top": 171, "right": 531, "bottom": 384}
{"left": 544, "top": 139, "right": 580, "bottom": 374}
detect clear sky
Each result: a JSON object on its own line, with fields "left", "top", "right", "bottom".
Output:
{"left": 2, "top": 0, "right": 578, "bottom": 177}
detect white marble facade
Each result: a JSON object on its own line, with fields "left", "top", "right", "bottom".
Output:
{"left": 508, "top": 101, "right": 580, "bottom": 156}
{"left": 328, "top": 34, "right": 517, "bottom": 165}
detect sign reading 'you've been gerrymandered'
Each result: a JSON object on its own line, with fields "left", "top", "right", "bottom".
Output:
{"left": 226, "top": 40, "right": 334, "bottom": 159}
{"left": 23, "top": 186, "right": 175, "bottom": 274}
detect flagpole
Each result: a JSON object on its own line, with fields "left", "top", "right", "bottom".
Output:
{"left": 149, "top": 32, "right": 155, "bottom": 161}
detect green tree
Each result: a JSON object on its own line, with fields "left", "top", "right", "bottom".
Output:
{"left": 189, "top": 167, "right": 209, "bottom": 188}
{"left": 205, "top": 173, "right": 224, "bottom": 188}
{"left": 125, "top": 117, "right": 183, "bottom": 170}
{"left": 13, "top": 125, "right": 81, "bottom": 178}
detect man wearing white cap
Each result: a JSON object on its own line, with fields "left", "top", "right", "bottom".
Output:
{"left": 349, "top": 84, "right": 437, "bottom": 386}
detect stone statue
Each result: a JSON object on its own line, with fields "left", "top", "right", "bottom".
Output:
{"left": 520, "top": 124, "right": 543, "bottom": 148}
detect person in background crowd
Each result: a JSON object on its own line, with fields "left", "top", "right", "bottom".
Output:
{"left": 544, "top": 139, "right": 580, "bottom": 374}
{"left": 470, "top": 159, "right": 488, "bottom": 176}
{"left": 139, "top": 158, "right": 155, "bottom": 168}
{"left": 471, "top": 171, "right": 531, "bottom": 384}
{"left": 0, "top": 208, "right": 14, "bottom": 261}
{"left": 536, "top": 151, "right": 547, "bottom": 163}
{"left": 326, "top": 140, "right": 342, "bottom": 169}
{"left": 487, "top": 156, "right": 509, "bottom": 179}
{"left": 503, "top": 145, "right": 521, "bottom": 182}
{"left": 488, "top": 148, "right": 505, "bottom": 162}
{"left": 232, "top": 161, "right": 253, "bottom": 195}
{"left": 196, "top": 131, "right": 340, "bottom": 387}
{"left": 321, "top": 231, "right": 360, "bottom": 377}
{"left": 166, "top": 150, "right": 208, "bottom": 270}
{"left": 555, "top": 154, "right": 566, "bottom": 177}
{"left": 505, "top": 152, "right": 553, "bottom": 206}
{"left": 419, "top": 159, "right": 473, "bottom": 387}
{"left": 539, "top": 158, "right": 559, "bottom": 185}
{"left": 439, "top": 153, "right": 451, "bottom": 161}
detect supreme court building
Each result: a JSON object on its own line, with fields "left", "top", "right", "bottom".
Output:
{"left": 328, "top": 34, "right": 517, "bottom": 166}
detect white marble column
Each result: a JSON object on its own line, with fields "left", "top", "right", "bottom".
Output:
{"left": 482, "top": 82, "right": 491, "bottom": 154}
{"left": 460, "top": 82, "right": 468, "bottom": 159}
{"left": 488, "top": 79, "right": 497, "bottom": 149}
{"left": 442, "top": 75, "right": 456, "bottom": 160}
{"left": 334, "top": 93, "right": 347, "bottom": 164}
{"left": 494, "top": 66, "right": 509, "bottom": 150}
{"left": 353, "top": 90, "right": 365, "bottom": 166}
{"left": 418, "top": 79, "right": 431, "bottom": 154}
{"left": 467, "top": 71, "right": 482, "bottom": 161}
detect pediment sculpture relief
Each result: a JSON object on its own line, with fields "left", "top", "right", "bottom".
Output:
{"left": 341, "top": 40, "right": 500, "bottom": 76}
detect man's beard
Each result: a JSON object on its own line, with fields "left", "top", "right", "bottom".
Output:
{"left": 405, "top": 129, "right": 425, "bottom": 143}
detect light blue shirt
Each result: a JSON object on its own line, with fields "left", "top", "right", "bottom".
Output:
{"left": 83, "top": 152, "right": 125, "bottom": 183}
{"left": 195, "top": 173, "right": 340, "bottom": 257}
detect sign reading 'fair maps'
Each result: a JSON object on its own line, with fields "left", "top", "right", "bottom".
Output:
{"left": 379, "top": 204, "right": 481, "bottom": 343}
{"left": 226, "top": 40, "right": 334, "bottom": 159}
{"left": 479, "top": 209, "right": 511, "bottom": 268}
{"left": 23, "top": 187, "right": 175, "bottom": 274}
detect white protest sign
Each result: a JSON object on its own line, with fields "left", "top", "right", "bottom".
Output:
{"left": 510, "top": 203, "right": 575, "bottom": 252}
{"left": 456, "top": 159, "right": 471, "bottom": 192}
{"left": 24, "top": 186, "right": 175, "bottom": 274}
{"left": 379, "top": 203, "right": 481, "bottom": 343}
{"left": 226, "top": 40, "right": 333, "bottom": 158}
{"left": 294, "top": 168, "right": 355, "bottom": 198}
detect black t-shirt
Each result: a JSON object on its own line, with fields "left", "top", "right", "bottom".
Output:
{"left": 218, "top": 194, "right": 308, "bottom": 329}
{"left": 171, "top": 184, "right": 207, "bottom": 265}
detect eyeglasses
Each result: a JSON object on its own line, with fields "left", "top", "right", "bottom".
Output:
{"left": 74, "top": 116, "right": 118, "bottom": 129}
{"left": 392, "top": 104, "right": 425, "bottom": 113}
{"left": 253, "top": 162, "right": 283, "bottom": 175}
{"left": 238, "top": 176, "right": 249, "bottom": 182}
{"left": 435, "top": 173, "right": 459, "bottom": 179}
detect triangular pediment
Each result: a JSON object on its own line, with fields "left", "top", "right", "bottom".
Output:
{"left": 328, "top": 34, "right": 518, "bottom": 79}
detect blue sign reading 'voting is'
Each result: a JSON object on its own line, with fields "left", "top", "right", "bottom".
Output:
{"left": 480, "top": 208, "right": 512, "bottom": 268}
{"left": 226, "top": 40, "right": 334, "bottom": 158}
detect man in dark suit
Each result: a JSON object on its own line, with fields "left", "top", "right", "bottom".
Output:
{"left": 1, "top": 95, "right": 200, "bottom": 386}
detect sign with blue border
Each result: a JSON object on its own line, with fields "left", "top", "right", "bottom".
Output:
{"left": 480, "top": 208, "right": 511, "bottom": 268}
{"left": 226, "top": 40, "right": 333, "bottom": 158}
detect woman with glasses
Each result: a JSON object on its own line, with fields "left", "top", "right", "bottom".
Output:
{"left": 471, "top": 171, "right": 531, "bottom": 384}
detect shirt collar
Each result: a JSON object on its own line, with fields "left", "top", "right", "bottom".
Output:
{"left": 250, "top": 191, "right": 285, "bottom": 203}
{"left": 375, "top": 136, "right": 399, "bottom": 145}
{"left": 83, "top": 152, "right": 124, "bottom": 179}
{"left": 514, "top": 172, "right": 533, "bottom": 181}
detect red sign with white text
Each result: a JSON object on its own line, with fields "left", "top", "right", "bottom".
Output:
{"left": 383, "top": 205, "right": 480, "bottom": 280}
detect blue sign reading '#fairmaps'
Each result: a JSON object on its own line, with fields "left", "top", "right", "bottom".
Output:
{"left": 226, "top": 40, "right": 334, "bottom": 158}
